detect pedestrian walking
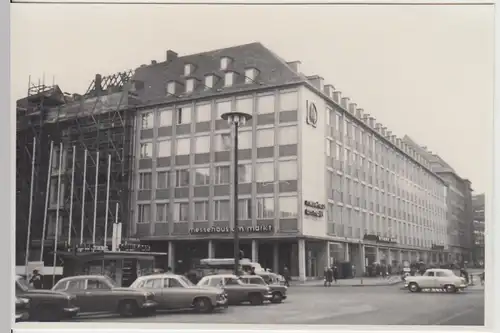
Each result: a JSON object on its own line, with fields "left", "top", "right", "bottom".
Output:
{"left": 332, "top": 265, "right": 338, "bottom": 284}
{"left": 324, "top": 267, "right": 333, "bottom": 287}
{"left": 283, "top": 266, "right": 291, "bottom": 287}
{"left": 352, "top": 264, "right": 356, "bottom": 278}
{"left": 480, "top": 272, "right": 485, "bottom": 286}
{"left": 29, "top": 269, "right": 43, "bottom": 289}
{"left": 250, "top": 267, "right": 257, "bottom": 275}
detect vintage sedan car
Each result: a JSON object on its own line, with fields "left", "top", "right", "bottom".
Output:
{"left": 15, "top": 297, "right": 30, "bottom": 322}
{"left": 197, "top": 274, "right": 273, "bottom": 305}
{"left": 405, "top": 268, "right": 468, "bottom": 293}
{"left": 240, "top": 275, "right": 287, "bottom": 303}
{"left": 130, "top": 274, "right": 228, "bottom": 313}
{"left": 52, "top": 275, "right": 157, "bottom": 317}
{"left": 15, "top": 275, "right": 79, "bottom": 322}
{"left": 256, "top": 271, "right": 286, "bottom": 286}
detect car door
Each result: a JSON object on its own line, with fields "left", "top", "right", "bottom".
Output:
{"left": 420, "top": 271, "right": 437, "bottom": 288}
{"left": 165, "top": 277, "right": 191, "bottom": 309}
{"left": 66, "top": 279, "right": 93, "bottom": 312}
{"left": 138, "top": 278, "right": 165, "bottom": 309}
{"left": 435, "top": 271, "right": 450, "bottom": 288}
{"left": 83, "top": 279, "right": 113, "bottom": 313}
{"left": 224, "top": 278, "right": 243, "bottom": 302}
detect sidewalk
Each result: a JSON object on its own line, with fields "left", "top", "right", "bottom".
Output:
{"left": 291, "top": 276, "right": 403, "bottom": 287}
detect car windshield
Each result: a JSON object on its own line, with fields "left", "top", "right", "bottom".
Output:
{"left": 16, "top": 277, "right": 31, "bottom": 291}
{"left": 178, "top": 275, "right": 195, "bottom": 287}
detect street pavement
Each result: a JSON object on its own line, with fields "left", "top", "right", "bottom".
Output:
{"left": 71, "top": 282, "right": 485, "bottom": 326}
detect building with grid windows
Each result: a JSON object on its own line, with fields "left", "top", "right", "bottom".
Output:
{"left": 472, "top": 194, "right": 485, "bottom": 266}
{"left": 130, "top": 42, "right": 454, "bottom": 280}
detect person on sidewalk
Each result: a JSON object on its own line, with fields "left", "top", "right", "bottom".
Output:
{"left": 29, "top": 269, "right": 43, "bottom": 289}
{"left": 332, "top": 265, "right": 339, "bottom": 284}
{"left": 283, "top": 266, "right": 290, "bottom": 287}
{"left": 324, "top": 267, "right": 333, "bottom": 287}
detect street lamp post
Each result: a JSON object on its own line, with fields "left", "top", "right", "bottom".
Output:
{"left": 221, "top": 111, "right": 252, "bottom": 276}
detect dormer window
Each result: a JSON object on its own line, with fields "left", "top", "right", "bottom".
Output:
{"left": 245, "top": 68, "right": 258, "bottom": 84}
{"left": 224, "top": 72, "right": 234, "bottom": 87}
{"left": 166, "top": 81, "right": 176, "bottom": 95}
{"left": 205, "top": 75, "right": 214, "bottom": 89}
{"left": 184, "top": 64, "right": 194, "bottom": 76}
{"left": 185, "top": 78, "right": 195, "bottom": 93}
{"left": 220, "top": 57, "right": 232, "bottom": 70}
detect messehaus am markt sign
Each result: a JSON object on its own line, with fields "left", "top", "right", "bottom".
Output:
{"left": 189, "top": 225, "right": 273, "bottom": 234}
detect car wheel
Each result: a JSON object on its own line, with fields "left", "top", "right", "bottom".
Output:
{"left": 249, "top": 293, "right": 264, "bottom": 306}
{"left": 271, "top": 292, "right": 283, "bottom": 304}
{"left": 118, "top": 300, "right": 139, "bottom": 317}
{"left": 33, "top": 304, "right": 62, "bottom": 322}
{"left": 408, "top": 282, "right": 420, "bottom": 293}
{"left": 445, "top": 285, "right": 457, "bottom": 293}
{"left": 193, "top": 297, "right": 214, "bottom": 313}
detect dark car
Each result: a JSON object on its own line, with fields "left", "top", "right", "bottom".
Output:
{"left": 15, "top": 297, "right": 30, "bottom": 322}
{"left": 52, "top": 275, "right": 158, "bottom": 317}
{"left": 240, "top": 275, "right": 288, "bottom": 303}
{"left": 15, "top": 275, "right": 79, "bottom": 322}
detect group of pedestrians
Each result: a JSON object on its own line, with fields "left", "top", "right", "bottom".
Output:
{"left": 323, "top": 265, "right": 339, "bottom": 287}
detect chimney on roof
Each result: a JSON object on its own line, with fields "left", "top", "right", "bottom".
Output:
{"left": 381, "top": 127, "right": 387, "bottom": 136}
{"left": 422, "top": 146, "right": 427, "bottom": 150}
{"left": 324, "top": 84, "right": 335, "bottom": 98}
{"left": 333, "top": 91, "right": 342, "bottom": 103}
{"left": 341, "top": 97, "right": 350, "bottom": 109}
{"left": 166, "top": 50, "right": 178, "bottom": 63}
{"left": 391, "top": 135, "right": 396, "bottom": 143}
{"left": 386, "top": 130, "right": 392, "bottom": 138}
{"left": 307, "top": 75, "right": 324, "bottom": 91}
{"left": 151, "top": 60, "right": 157, "bottom": 65}
{"left": 396, "top": 138, "right": 402, "bottom": 148}
{"left": 369, "top": 117, "right": 376, "bottom": 128}
{"left": 375, "top": 123, "right": 382, "bottom": 133}
{"left": 348, "top": 102, "right": 357, "bottom": 114}
{"left": 356, "top": 108, "right": 364, "bottom": 119}
{"left": 362, "top": 113, "right": 370, "bottom": 124}
{"left": 95, "top": 74, "right": 103, "bottom": 94}
{"left": 287, "top": 61, "right": 301, "bottom": 73}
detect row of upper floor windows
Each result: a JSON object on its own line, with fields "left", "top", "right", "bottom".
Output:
{"left": 140, "top": 91, "right": 298, "bottom": 129}
{"left": 138, "top": 125, "right": 298, "bottom": 158}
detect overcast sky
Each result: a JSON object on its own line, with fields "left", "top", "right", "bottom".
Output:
{"left": 11, "top": 4, "right": 494, "bottom": 194}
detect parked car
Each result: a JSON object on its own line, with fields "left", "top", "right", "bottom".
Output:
{"left": 129, "top": 273, "right": 228, "bottom": 313}
{"left": 15, "top": 297, "right": 30, "bottom": 322}
{"left": 240, "top": 275, "right": 287, "bottom": 303}
{"left": 255, "top": 271, "right": 286, "bottom": 286}
{"left": 197, "top": 274, "right": 273, "bottom": 305}
{"left": 15, "top": 275, "right": 79, "bottom": 322}
{"left": 52, "top": 275, "right": 157, "bottom": 317}
{"left": 404, "top": 268, "right": 468, "bottom": 293}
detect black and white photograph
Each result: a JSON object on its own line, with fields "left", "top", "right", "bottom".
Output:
{"left": 10, "top": 1, "right": 494, "bottom": 329}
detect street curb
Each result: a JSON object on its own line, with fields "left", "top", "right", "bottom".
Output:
{"left": 292, "top": 280, "right": 403, "bottom": 288}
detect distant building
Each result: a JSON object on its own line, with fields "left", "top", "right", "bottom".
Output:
{"left": 472, "top": 194, "right": 485, "bottom": 266}
{"left": 403, "top": 137, "right": 474, "bottom": 263}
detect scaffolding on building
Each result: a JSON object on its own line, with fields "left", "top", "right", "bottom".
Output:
{"left": 16, "top": 71, "right": 139, "bottom": 266}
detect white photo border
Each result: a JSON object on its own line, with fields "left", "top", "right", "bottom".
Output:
{"left": 7, "top": 1, "right": 497, "bottom": 333}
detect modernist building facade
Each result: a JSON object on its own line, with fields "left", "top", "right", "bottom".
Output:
{"left": 129, "top": 42, "right": 455, "bottom": 280}
{"left": 472, "top": 194, "right": 485, "bottom": 266}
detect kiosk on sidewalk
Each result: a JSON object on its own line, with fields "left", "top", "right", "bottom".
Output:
{"left": 54, "top": 244, "right": 167, "bottom": 287}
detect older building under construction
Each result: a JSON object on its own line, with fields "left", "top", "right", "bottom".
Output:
{"left": 16, "top": 71, "right": 139, "bottom": 266}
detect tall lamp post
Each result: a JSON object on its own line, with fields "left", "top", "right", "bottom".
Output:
{"left": 221, "top": 111, "right": 252, "bottom": 276}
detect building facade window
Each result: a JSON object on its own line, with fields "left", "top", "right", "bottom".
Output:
{"left": 194, "top": 136, "right": 210, "bottom": 154}
{"left": 157, "top": 171, "right": 169, "bottom": 189}
{"left": 214, "top": 200, "right": 230, "bottom": 220}
{"left": 141, "top": 112, "right": 153, "bottom": 129}
{"left": 220, "top": 57, "right": 231, "bottom": 70}
{"left": 278, "top": 160, "right": 297, "bottom": 180}
{"left": 279, "top": 196, "right": 298, "bottom": 218}
{"left": 256, "top": 128, "right": 274, "bottom": 147}
{"left": 176, "top": 106, "right": 192, "bottom": 125}
{"left": 238, "top": 131, "right": 253, "bottom": 150}
{"left": 236, "top": 97, "right": 253, "bottom": 115}
{"left": 279, "top": 91, "right": 298, "bottom": 111}
{"left": 185, "top": 78, "right": 195, "bottom": 93}
{"left": 215, "top": 165, "right": 230, "bottom": 184}
{"left": 174, "top": 202, "right": 189, "bottom": 222}
{"left": 215, "top": 133, "right": 232, "bottom": 151}
{"left": 256, "top": 162, "right": 274, "bottom": 182}
{"left": 157, "top": 140, "right": 171, "bottom": 157}
{"left": 245, "top": 68, "right": 257, "bottom": 83}
{"left": 194, "top": 167, "right": 210, "bottom": 186}
{"left": 256, "top": 197, "right": 274, "bottom": 219}
{"left": 224, "top": 72, "right": 234, "bottom": 87}
{"left": 137, "top": 204, "right": 151, "bottom": 223}
{"left": 140, "top": 143, "right": 153, "bottom": 158}
{"left": 176, "top": 138, "right": 191, "bottom": 155}
{"left": 166, "top": 81, "right": 176, "bottom": 95}
{"left": 216, "top": 100, "right": 232, "bottom": 118}
{"left": 184, "top": 64, "right": 193, "bottom": 76}
{"left": 195, "top": 104, "right": 211, "bottom": 123}
{"left": 279, "top": 126, "right": 298, "bottom": 145}
{"left": 174, "top": 169, "right": 190, "bottom": 187}
{"left": 257, "top": 94, "right": 275, "bottom": 114}
{"left": 238, "top": 164, "right": 252, "bottom": 183}
{"left": 158, "top": 108, "right": 172, "bottom": 127}
{"left": 194, "top": 201, "right": 209, "bottom": 221}
{"left": 205, "top": 75, "right": 214, "bottom": 89}
{"left": 156, "top": 203, "right": 169, "bottom": 222}
{"left": 138, "top": 173, "right": 152, "bottom": 190}
{"left": 238, "top": 199, "right": 252, "bottom": 220}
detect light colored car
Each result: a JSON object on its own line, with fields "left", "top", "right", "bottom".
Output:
{"left": 52, "top": 275, "right": 157, "bottom": 317}
{"left": 129, "top": 274, "right": 228, "bottom": 313}
{"left": 240, "top": 275, "right": 287, "bottom": 303}
{"left": 197, "top": 274, "right": 273, "bottom": 305}
{"left": 404, "top": 268, "right": 468, "bottom": 293}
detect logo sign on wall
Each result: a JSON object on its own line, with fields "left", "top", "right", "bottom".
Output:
{"left": 306, "top": 101, "right": 318, "bottom": 128}
{"left": 304, "top": 200, "right": 325, "bottom": 218}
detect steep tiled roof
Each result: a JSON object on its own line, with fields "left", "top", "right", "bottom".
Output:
{"left": 132, "top": 42, "right": 305, "bottom": 105}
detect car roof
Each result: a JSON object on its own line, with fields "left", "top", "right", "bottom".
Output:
{"left": 136, "top": 273, "right": 180, "bottom": 280}
{"left": 427, "top": 268, "right": 452, "bottom": 272}
{"left": 202, "top": 274, "right": 237, "bottom": 279}
{"left": 58, "top": 275, "right": 108, "bottom": 282}
{"left": 241, "top": 275, "right": 263, "bottom": 279}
